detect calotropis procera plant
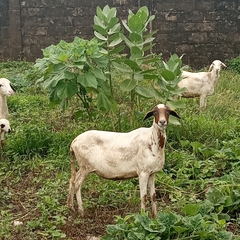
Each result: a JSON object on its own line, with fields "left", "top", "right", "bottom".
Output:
{"left": 114, "top": 6, "right": 158, "bottom": 125}
{"left": 35, "top": 37, "right": 116, "bottom": 119}
{"left": 93, "top": 5, "right": 124, "bottom": 95}
{"left": 153, "top": 54, "right": 186, "bottom": 109}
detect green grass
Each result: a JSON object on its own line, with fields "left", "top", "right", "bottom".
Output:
{"left": 0, "top": 62, "right": 240, "bottom": 239}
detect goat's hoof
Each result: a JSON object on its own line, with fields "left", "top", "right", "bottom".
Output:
{"left": 67, "top": 203, "right": 75, "bottom": 212}
{"left": 78, "top": 209, "right": 84, "bottom": 217}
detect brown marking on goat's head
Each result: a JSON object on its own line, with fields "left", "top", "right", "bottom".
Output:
{"left": 144, "top": 104, "right": 181, "bottom": 130}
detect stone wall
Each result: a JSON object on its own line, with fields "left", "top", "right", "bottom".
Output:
{"left": 0, "top": 0, "right": 240, "bottom": 68}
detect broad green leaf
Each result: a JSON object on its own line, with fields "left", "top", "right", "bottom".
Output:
{"left": 120, "top": 33, "right": 135, "bottom": 48}
{"left": 42, "top": 73, "right": 65, "bottom": 89}
{"left": 135, "top": 86, "right": 153, "bottom": 98}
{"left": 119, "top": 79, "right": 137, "bottom": 92}
{"left": 173, "top": 226, "right": 188, "bottom": 234}
{"left": 112, "top": 62, "right": 132, "bottom": 73}
{"left": 143, "top": 74, "right": 158, "bottom": 80}
{"left": 108, "top": 17, "right": 119, "bottom": 29}
{"left": 138, "top": 6, "right": 149, "bottom": 22}
{"left": 129, "top": 32, "right": 142, "bottom": 43}
{"left": 64, "top": 71, "right": 75, "bottom": 80}
{"left": 130, "top": 46, "right": 143, "bottom": 59}
{"left": 108, "top": 23, "right": 121, "bottom": 34}
{"left": 92, "top": 69, "right": 106, "bottom": 80}
{"left": 55, "top": 80, "right": 78, "bottom": 99}
{"left": 206, "top": 187, "right": 228, "bottom": 206}
{"left": 93, "top": 15, "right": 106, "bottom": 29}
{"left": 96, "top": 6, "right": 106, "bottom": 22}
{"left": 84, "top": 72, "right": 98, "bottom": 89}
{"left": 97, "top": 91, "right": 112, "bottom": 111}
{"left": 93, "top": 24, "right": 107, "bottom": 35}
{"left": 93, "top": 56, "right": 109, "bottom": 68}
{"left": 166, "top": 100, "right": 185, "bottom": 109}
{"left": 109, "top": 37, "right": 122, "bottom": 47}
{"left": 216, "top": 231, "right": 233, "bottom": 240}
{"left": 135, "top": 214, "right": 160, "bottom": 233}
{"left": 162, "top": 70, "right": 175, "bottom": 81}
{"left": 157, "top": 211, "right": 179, "bottom": 228}
{"left": 122, "top": 19, "right": 132, "bottom": 33}
{"left": 191, "top": 141, "right": 204, "bottom": 154}
{"left": 169, "top": 115, "right": 181, "bottom": 125}
{"left": 128, "top": 15, "right": 143, "bottom": 33}
{"left": 142, "top": 43, "right": 155, "bottom": 52}
{"left": 182, "top": 204, "right": 200, "bottom": 216}
{"left": 151, "top": 88, "right": 165, "bottom": 102}
{"left": 185, "top": 214, "right": 203, "bottom": 231}
{"left": 124, "top": 59, "right": 142, "bottom": 71}
{"left": 52, "top": 63, "right": 66, "bottom": 72}
{"left": 94, "top": 31, "right": 107, "bottom": 41}
{"left": 58, "top": 53, "right": 69, "bottom": 62}
{"left": 109, "top": 45, "right": 125, "bottom": 55}
{"left": 97, "top": 78, "right": 111, "bottom": 95}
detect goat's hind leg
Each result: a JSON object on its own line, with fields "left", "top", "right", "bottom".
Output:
{"left": 67, "top": 176, "right": 76, "bottom": 211}
{"left": 74, "top": 169, "right": 89, "bottom": 216}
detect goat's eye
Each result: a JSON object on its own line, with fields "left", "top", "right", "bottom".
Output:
{"left": 0, "top": 84, "right": 2, "bottom": 87}
{"left": 1, "top": 124, "right": 4, "bottom": 128}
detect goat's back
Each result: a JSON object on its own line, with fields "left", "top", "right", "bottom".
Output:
{"left": 70, "top": 128, "right": 165, "bottom": 179}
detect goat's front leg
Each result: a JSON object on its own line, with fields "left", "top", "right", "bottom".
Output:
{"left": 139, "top": 171, "right": 150, "bottom": 212}
{"left": 148, "top": 174, "right": 157, "bottom": 218}
{"left": 200, "top": 95, "right": 207, "bottom": 109}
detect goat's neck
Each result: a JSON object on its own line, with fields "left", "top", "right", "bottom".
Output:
{"left": 210, "top": 70, "right": 220, "bottom": 86}
{"left": 0, "top": 94, "right": 8, "bottom": 119}
{"left": 152, "top": 124, "right": 167, "bottom": 149}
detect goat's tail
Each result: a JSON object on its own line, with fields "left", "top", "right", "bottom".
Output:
{"left": 70, "top": 147, "right": 76, "bottom": 181}
{"left": 67, "top": 146, "right": 77, "bottom": 210}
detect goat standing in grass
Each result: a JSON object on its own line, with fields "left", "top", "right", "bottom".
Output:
{"left": 0, "top": 78, "right": 15, "bottom": 148}
{"left": 67, "top": 104, "right": 181, "bottom": 218}
{"left": 178, "top": 60, "right": 226, "bottom": 109}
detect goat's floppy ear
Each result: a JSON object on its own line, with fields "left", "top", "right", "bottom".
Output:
{"left": 170, "top": 110, "right": 181, "bottom": 119}
{"left": 208, "top": 64, "right": 213, "bottom": 71}
{"left": 221, "top": 62, "right": 227, "bottom": 68}
{"left": 10, "top": 84, "right": 16, "bottom": 92}
{"left": 143, "top": 110, "right": 156, "bottom": 120}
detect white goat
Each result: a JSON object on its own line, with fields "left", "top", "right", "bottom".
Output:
{"left": 67, "top": 104, "right": 180, "bottom": 218}
{"left": 0, "top": 78, "right": 15, "bottom": 147}
{"left": 178, "top": 60, "right": 226, "bottom": 109}
{"left": 0, "top": 119, "right": 11, "bottom": 148}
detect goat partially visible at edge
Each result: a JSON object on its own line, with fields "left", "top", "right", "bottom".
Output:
{"left": 67, "top": 104, "right": 181, "bottom": 218}
{"left": 0, "top": 78, "right": 15, "bottom": 148}
{"left": 0, "top": 119, "right": 11, "bottom": 148}
{"left": 178, "top": 60, "right": 226, "bottom": 109}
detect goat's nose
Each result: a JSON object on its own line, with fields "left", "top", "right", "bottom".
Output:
{"left": 8, "top": 129, "right": 11, "bottom": 133}
{"left": 159, "top": 120, "right": 166, "bottom": 125}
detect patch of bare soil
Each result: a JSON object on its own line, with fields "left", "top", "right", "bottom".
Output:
{"left": 61, "top": 205, "right": 139, "bottom": 239}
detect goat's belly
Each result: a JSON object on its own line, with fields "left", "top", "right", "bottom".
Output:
{"left": 94, "top": 169, "right": 138, "bottom": 180}
{"left": 182, "top": 92, "right": 200, "bottom": 98}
